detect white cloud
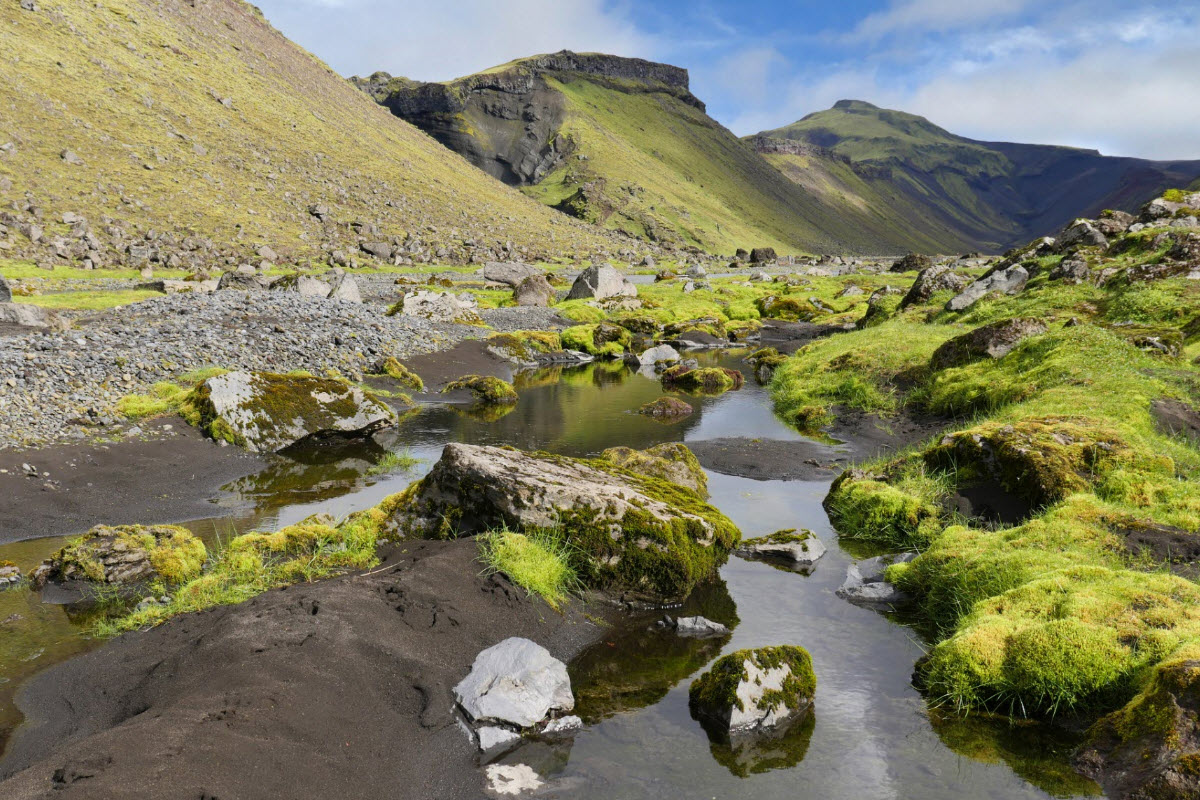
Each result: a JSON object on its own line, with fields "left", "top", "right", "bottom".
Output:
{"left": 853, "top": 0, "right": 1033, "bottom": 39}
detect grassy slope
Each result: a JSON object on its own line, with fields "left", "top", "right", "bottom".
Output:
{"left": 758, "top": 101, "right": 1200, "bottom": 253}
{"left": 0, "top": 0, "right": 611, "bottom": 259}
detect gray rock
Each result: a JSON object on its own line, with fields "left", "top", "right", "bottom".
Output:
{"left": 0, "top": 273, "right": 10, "bottom": 304}
{"left": 0, "top": 563, "right": 21, "bottom": 587}
{"left": 749, "top": 271, "right": 772, "bottom": 282}
{"left": 900, "top": 265, "right": 970, "bottom": 308}
{"left": 658, "top": 615, "right": 730, "bottom": 638}
{"left": 566, "top": 264, "right": 637, "bottom": 301}
{"left": 359, "top": 241, "right": 393, "bottom": 260}
{"left": 541, "top": 715, "right": 583, "bottom": 735}
{"left": 1050, "top": 257, "right": 1090, "bottom": 283}
{"left": 946, "top": 265, "right": 1029, "bottom": 311}
{"left": 482, "top": 261, "right": 541, "bottom": 288}
{"left": 217, "top": 268, "right": 269, "bottom": 291}
{"left": 476, "top": 726, "right": 521, "bottom": 752}
{"left": 637, "top": 344, "right": 680, "bottom": 367}
{"left": 690, "top": 647, "right": 814, "bottom": 735}
{"left": 189, "top": 371, "right": 397, "bottom": 453}
{"left": 0, "top": 302, "right": 53, "bottom": 329}
{"left": 685, "top": 265, "right": 707, "bottom": 279}
{"left": 512, "top": 274, "right": 554, "bottom": 307}
{"left": 454, "top": 637, "right": 574, "bottom": 729}
{"left": 1057, "top": 219, "right": 1108, "bottom": 252}
{"left": 749, "top": 247, "right": 777, "bottom": 264}
{"left": 836, "top": 553, "right": 915, "bottom": 608}
{"left": 272, "top": 274, "right": 332, "bottom": 298}
{"left": 930, "top": 318, "right": 1047, "bottom": 370}
{"left": 326, "top": 273, "right": 362, "bottom": 303}
{"left": 735, "top": 530, "right": 826, "bottom": 566}
{"left": 399, "top": 290, "right": 482, "bottom": 324}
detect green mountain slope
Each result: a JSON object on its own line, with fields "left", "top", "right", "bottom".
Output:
{"left": 757, "top": 100, "right": 1200, "bottom": 252}
{"left": 0, "top": 0, "right": 615, "bottom": 268}
{"left": 360, "top": 53, "right": 957, "bottom": 255}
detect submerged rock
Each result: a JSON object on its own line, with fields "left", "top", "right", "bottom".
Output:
{"left": 384, "top": 443, "right": 739, "bottom": 599}
{"left": 735, "top": 529, "right": 826, "bottom": 567}
{"left": 565, "top": 264, "right": 637, "bottom": 301}
{"left": 441, "top": 375, "right": 518, "bottom": 405}
{"left": 187, "top": 371, "right": 397, "bottom": 453}
{"left": 660, "top": 365, "right": 744, "bottom": 395}
{"left": 689, "top": 646, "right": 816, "bottom": 735}
{"left": 454, "top": 637, "right": 574, "bottom": 728}
{"left": 476, "top": 726, "right": 521, "bottom": 752}
{"left": 31, "top": 524, "right": 206, "bottom": 588}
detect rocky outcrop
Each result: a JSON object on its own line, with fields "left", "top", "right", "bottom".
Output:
{"left": 900, "top": 264, "right": 970, "bottom": 308}
{"left": 31, "top": 524, "right": 206, "bottom": 588}
{"left": 689, "top": 646, "right": 816, "bottom": 736}
{"left": 890, "top": 252, "right": 933, "bottom": 273}
{"left": 566, "top": 264, "right": 637, "bottom": 301}
{"left": 395, "top": 290, "right": 483, "bottom": 324}
{"left": 512, "top": 274, "right": 555, "bottom": 307}
{"left": 186, "top": 371, "right": 397, "bottom": 453}
{"left": 929, "top": 318, "right": 1047, "bottom": 370}
{"left": 383, "top": 443, "right": 739, "bottom": 599}
{"left": 946, "top": 265, "right": 1029, "bottom": 311}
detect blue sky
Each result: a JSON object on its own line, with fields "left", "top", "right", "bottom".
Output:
{"left": 257, "top": 0, "right": 1200, "bottom": 159}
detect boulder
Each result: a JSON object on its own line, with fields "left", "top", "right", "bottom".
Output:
{"left": 661, "top": 365, "right": 744, "bottom": 395}
{"left": 186, "top": 371, "right": 397, "bottom": 453}
{"left": 476, "top": 726, "right": 520, "bottom": 752}
{"left": 735, "top": 529, "right": 826, "bottom": 567}
{"left": 900, "top": 265, "right": 970, "bottom": 308}
{"left": 359, "top": 241, "right": 393, "bottom": 261}
{"left": 689, "top": 646, "right": 816, "bottom": 735}
{"left": 1095, "top": 210, "right": 1134, "bottom": 237}
{"left": 384, "top": 443, "right": 739, "bottom": 599}
{"left": 326, "top": 272, "right": 362, "bottom": 303}
{"left": 749, "top": 247, "right": 777, "bottom": 265}
{"left": 1056, "top": 219, "right": 1108, "bottom": 252}
{"left": 31, "top": 524, "right": 206, "bottom": 588}
{"left": 657, "top": 615, "right": 730, "bottom": 638}
{"left": 635, "top": 344, "right": 680, "bottom": 367}
{"left": 600, "top": 442, "right": 708, "bottom": 497}
{"left": 929, "top": 318, "right": 1047, "bottom": 370}
{"left": 0, "top": 302, "right": 53, "bottom": 329}
{"left": 271, "top": 273, "right": 332, "bottom": 298}
{"left": 454, "top": 637, "right": 573, "bottom": 728}
{"left": 946, "top": 265, "right": 1029, "bottom": 311}
{"left": 397, "top": 290, "right": 482, "bottom": 324}
{"left": 512, "top": 274, "right": 555, "bottom": 307}
{"left": 639, "top": 397, "right": 693, "bottom": 419}
{"left": 890, "top": 252, "right": 933, "bottom": 273}
{"left": 685, "top": 265, "right": 708, "bottom": 278}
{"left": 0, "top": 273, "right": 10, "bottom": 303}
{"left": 482, "top": 261, "right": 541, "bottom": 287}
{"left": 836, "top": 556, "right": 912, "bottom": 608}
{"left": 565, "top": 264, "right": 637, "bottom": 301}
{"left": 0, "top": 561, "right": 22, "bottom": 588}
{"left": 217, "top": 266, "right": 269, "bottom": 290}
{"left": 1050, "top": 256, "right": 1090, "bottom": 283}
{"left": 749, "top": 270, "right": 772, "bottom": 282}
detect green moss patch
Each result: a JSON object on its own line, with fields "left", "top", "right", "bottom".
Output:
{"left": 689, "top": 645, "right": 816, "bottom": 718}
{"left": 441, "top": 375, "right": 518, "bottom": 405}
{"left": 661, "top": 365, "right": 744, "bottom": 395}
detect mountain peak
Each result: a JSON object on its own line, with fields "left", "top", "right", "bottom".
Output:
{"left": 832, "top": 99, "right": 879, "bottom": 111}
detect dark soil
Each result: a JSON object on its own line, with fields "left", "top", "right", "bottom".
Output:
{"left": 688, "top": 438, "right": 845, "bottom": 481}
{"left": 825, "top": 406, "right": 951, "bottom": 462}
{"left": 0, "top": 417, "right": 264, "bottom": 544}
{"left": 0, "top": 539, "right": 614, "bottom": 799}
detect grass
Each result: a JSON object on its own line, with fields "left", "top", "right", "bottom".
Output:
{"left": 365, "top": 449, "right": 421, "bottom": 477}
{"left": 477, "top": 527, "right": 582, "bottom": 610}
{"left": 115, "top": 367, "right": 229, "bottom": 420}
{"left": 18, "top": 289, "right": 161, "bottom": 310}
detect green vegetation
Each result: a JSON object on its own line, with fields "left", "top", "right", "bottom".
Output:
{"left": 365, "top": 449, "right": 421, "bottom": 477}
{"left": 600, "top": 442, "right": 708, "bottom": 497}
{"left": 372, "top": 358, "right": 424, "bottom": 392}
{"left": 661, "top": 365, "right": 744, "bottom": 395}
{"left": 19, "top": 289, "right": 160, "bottom": 311}
{"left": 477, "top": 527, "right": 581, "bottom": 609}
{"left": 486, "top": 330, "right": 563, "bottom": 361}
{"left": 689, "top": 645, "right": 816, "bottom": 718}
{"left": 44, "top": 525, "right": 206, "bottom": 587}
{"left": 441, "top": 375, "right": 519, "bottom": 405}
{"left": 561, "top": 323, "right": 630, "bottom": 356}
{"left": 115, "top": 368, "right": 230, "bottom": 420}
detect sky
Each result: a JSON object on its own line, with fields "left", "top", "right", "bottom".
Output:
{"left": 254, "top": 0, "right": 1200, "bottom": 160}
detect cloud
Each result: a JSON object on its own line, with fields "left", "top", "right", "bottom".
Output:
{"left": 255, "top": 0, "right": 656, "bottom": 81}
{"left": 852, "top": 0, "right": 1033, "bottom": 39}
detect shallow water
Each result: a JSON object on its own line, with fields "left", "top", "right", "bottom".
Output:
{"left": 0, "top": 351, "right": 1100, "bottom": 797}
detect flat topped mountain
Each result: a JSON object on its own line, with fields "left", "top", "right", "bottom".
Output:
{"left": 755, "top": 100, "right": 1200, "bottom": 251}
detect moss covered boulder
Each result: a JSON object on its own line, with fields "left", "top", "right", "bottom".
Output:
{"left": 689, "top": 646, "right": 816, "bottom": 736}
{"left": 186, "top": 371, "right": 397, "bottom": 453}
{"left": 441, "top": 375, "right": 519, "bottom": 405}
{"left": 661, "top": 365, "right": 744, "bottom": 395}
{"left": 600, "top": 442, "right": 708, "bottom": 497}
{"left": 370, "top": 357, "right": 425, "bottom": 392}
{"left": 384, "top": 443, "right": 740, "bottom": 600}
{"left": 639, "top": 396, "right": 693, "bottom": 419}
{"left": 485, "top": 330, "right": 565, "bottom": 366}
{"left": 561, "top": 323, "right": 631, "bottom": 357}
{"left": 755, "top": 295, "right": 817, "bottom": 322}
{"left": 929, "top": 318, "right": 1047, "bottom": 371}
{"left": 31, "top": 524, "right": 206, "bottom": 588}
{"left": 735, "top": 529, "right": 826, "bottom": 567}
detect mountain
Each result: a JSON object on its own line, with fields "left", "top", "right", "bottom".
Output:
{"left": 755, "top": 100, "right": 1200, "bottom": 252}
{"left": 357, "top": 53, "right": 961, "bottom": 255}
{"left": 0, "top": 1, "right": 618, "bottom": 269}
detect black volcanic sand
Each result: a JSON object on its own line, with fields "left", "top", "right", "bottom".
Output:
{"left": 0, "top": 417, "right": 265, "bottom": 544}
{"left": 0, "top": 540, "right": 615, "bottom": 799}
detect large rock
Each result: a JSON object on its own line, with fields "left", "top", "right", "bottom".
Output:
{"left": 929, "top": 318, "right": 1047, "bottom": 370}
{"left": 326, "top": 272, "right": 362, "bottom": 303}
{"left": 900, "top": 265, "right": 970, "bottom": 308}
{"left": 512, "top": 274, "right": 555, "bottom": 307}
{"left": 187, "top": 371, "right": 397, "bottom": 453}
{"left": 749, "top": 247, "right": 777, "bottom": 265}
{"left": 890, "top": 252, "right": 934, "bottom": 273}
{"left": 454, "top": 637, "right": 573, "bottom": 728}
{"left": 636, "top": 344, "right": 680, "bottom": 367}
{"left": 398, "top": 290, "right": 482, "bottom": 324}
{"left": 689, "top": 646, "right": 816, "bottom": 735}
{"left": 384, "top": 443, "right": 739, "bottom": 599}
{"left": 217, "top": 266, "right": 269, "bottom": 290}
{"left": 31, "top": 524, "right": 206, "bottom": 588}
{"left": 482, "top": 261, "right": 541, "bottom": 288}
{"left": 946, "top": 265, "right": 1029, "bottom": 311}
{"left": 271, "top": 273, "right": 332, "bottom": 298}
{"left": 0, "top": 273, "right": 10, "bottom": 303}
{"left": 565, "top": 264, "right": 637, "bottom": 301}
{"left": 735, "top": 529, "right": 826, "bottom": 567}
{"left": 1057, "top": 219, "right": 1109, "bottom": 252}
{"left": 0, "top": 302, "right": 53, "bottom": 329}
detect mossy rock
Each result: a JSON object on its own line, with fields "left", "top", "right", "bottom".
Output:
{"left": 32, "top": 524, "right": 206, "bottom": 587}
{"left": 613, "top": 315, "right": 661, "bottom": 336}
{"left": 371, "top": 357, "right": 424, "bottom": 392}
{"left": 755, "top": 295, "right": 817, "bottom": 322}
{"left": 858, "top": 290, "right": 904, "bottom": 329}
{"left": 824, "top": 470, "right": 943, "bottom": 547}
{"left": 689, "top": 645, "right": 816, "bottom": 735}
{"left": 383, "top": 443, "right": 740, "bottom": 600}
{"left": 601, "top": 443, "right": 708, "bottom": 497}
{"left": 485, "top": 330, "right": 563, "bottom": 363}
{"left": 639, "top": 396, "right": 694, "bottom": 419}
{"left": 661, "top": 365, "right": 744, "bottom": 395}
{"left": 929, "top": 318, "right": 1047, "bottom": 371}
{"left": 441, "top": 374, "right": 518, "bottom": 405}
{"left": 561, "top": 322, "right": 631, "bottom": 356}
{"left": 664, "top": 316, "right": 727, "bottom": 339}
{"left": 185, "top": 371, "right": 397, "bottom": 453}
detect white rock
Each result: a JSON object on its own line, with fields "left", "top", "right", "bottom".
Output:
{"left": 637, "top": 344, "right": 680, "bottom": 367}
{"left": 454, "top": 637, "right": 574, "bottom": 728}
{"left": 477, "top": 726, "right": 521, "bottom": 751}
{"left": 735, "top": 530, "right": 826, "bottom": 566}
{"left": 541, "top": 715, "right": 583, "bottom": 735}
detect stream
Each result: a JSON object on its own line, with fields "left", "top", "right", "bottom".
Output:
{"left": 0, "top": 350, "right": 1102, "bottom": 797}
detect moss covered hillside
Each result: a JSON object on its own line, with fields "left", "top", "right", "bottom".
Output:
{"left": 0, "top": 1, "right": 619, "bottom": 269}
{"left": 364, "top": 52, "right": 970, "bottom": 256}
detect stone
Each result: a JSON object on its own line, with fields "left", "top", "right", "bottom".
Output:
{"left": 256, "top": 244, "right": 278, "bottom": 262}
{"left": 476, "top": 726, "right": 521, "bottom": 752}
{"left": 658, "top": 615, "right": 730, "bottom": 638}
{"left": 1095, "top": 210, "right": 1134, "bottom": 237}
{"left": 636, "top": 344, "right": 680, "bottom": 367}
{"left": 1050, "top": 256, "right": 1090, "bottom": 283}
{"left": 216, "top": 268, "right": 269, "bottom": 290}
{"left": 326, "top": 272, "right": 362, "bottom": 303}
{"left": 541, "top": 715, "right": 583, "bottom": 735}
{"left": 689, "top": 646, "right": 816, "bottom": 735}
{"left": 60, "top": 149, "right": 84, "bottom": 165}
{"left": 749, "top": 247, "right": 777, "bottom": 264}
{"left": 735, "top": 529, "right": 826, "bottom": 567}
{"left": 929, "top": 318, "right": 1047, "bottom": 370}
{"left": 565, "top": 264, "right": 637, "bottom": 301}
{"left": 640, "top": 255, "right": 655, "bottom": 268}
{"left": 397, "top": 290, "right": 482, "bottom": 325}
{"left": 384, "top": 443, "right": 739, "bottom": 599}
{"left": 685, "top": 265, "right": 708, "bottom": 278}
{"left": 187, "top": 371, "right": 397, "bottom": 453}
{"left": 271, "top": 273, "right": 332, "bottom": 298}
{"left": 359, "top": 241, "right": 393, "bottom": 260}
{"left": 30, "top": 524, "right": 206, "bottom": 588}
{"left": 600, "top": 442, "right": 708, "bottom": 497}
{"left": 0, "top": 302, "right": 53, "bottom": 329}
{"left": 512, "top": 274, "right": 554, "bottom": 307}
{"left": 900, "top": 265, "right": 970, "bottom": 308}
{"left": 0, "top": 562, "right": 21, "bottom": 587}
{"left": 749, "top": 270, "right": 772, "bottom": 282}
{"left": 835, "top": 554, "right": 915, "bottom": 608}
{"left": 482, "top": 261, "right": 541, "bottom": 287}
{"left": 454, "top": 637, "right": 574, "bottom": 728}
{"left": 946, "top": 265, "right": 1029, "bottom": 311}
{"left": 638, "top": 397, "right": 693, "bottom": 419}
{"left": 890, "top": 252, "right": 933, "bottom": 273}
{"left": 1057, "top": 219, "right": 1108, "bottom": 252}
{"left": 0, "top": 273, "right": 10, "bottom": 304}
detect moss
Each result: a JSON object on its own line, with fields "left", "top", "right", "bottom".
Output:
{"left": 639, "top": 396, "right": 694, "bottom": 418}
{"left": 755, "top": 294, "right": 817, "bottom": 321}
{"left": 374, "top": 358, "right": 424, "bottom": 392}
{"left": 42, "top": 525, "right": 206, "bottom": 586}
{"left": 485, "top": 330, "right": 563, "bottom": 362}
{"left": 747, "top": 347, "right": 788, "bottom": 370}
{"left": 600, "top": 442, "right": 708, "bottom": 497}
{"left": 689, "top": 645, "right": 816, "bottom": 717}
{"left": 441, "top": 374, "right": 518, "bottom": 405}
{"left": 477, "top": 527, "right": 581, "bottom": 609}
{"left": 661, "top": 365, "right": 744, "bottom": 395}
{"left": 561, "top": 323, "right": 630, "bottom": 356}
{"left": 824, "top": 471, "right": 944, "bottom": 548}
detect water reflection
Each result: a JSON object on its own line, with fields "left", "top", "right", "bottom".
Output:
{"left": 704, "top": 710, "right": 816, "bottom": 778}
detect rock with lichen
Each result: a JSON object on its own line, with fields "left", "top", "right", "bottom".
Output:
{"left": 31, "top": 524, "right": 206, "bottom": 588}
{"left": 441, "top": 375, "right": 518, "bottom": 405}
{"left": 600, "top": 442, "right": 707, "bottom": 497}
{"left": 689, "top": 646, "right": 816, "bottom": 736}
{"left": 639, "top": 396, "right": 693, "bottom": 419}
{"left": 383, "top": 443, "right": 739, "bottom": 599}
{"left": 185, "top": 371, "right": 397, "bottom": 453}
{"left": 735, "top": 529, "right": 826, "bottom": 567}
{"left": 661, "top": 365, "right": 744, "bottom": 395}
